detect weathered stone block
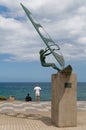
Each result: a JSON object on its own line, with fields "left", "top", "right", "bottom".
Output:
{"left": 51, "top": 73, "right": 77, "bottom": 127}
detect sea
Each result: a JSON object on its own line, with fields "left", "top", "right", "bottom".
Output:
{"left": 0, "top": 82, "right": 86, "bottom": 101}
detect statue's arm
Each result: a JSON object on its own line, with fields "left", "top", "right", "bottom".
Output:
{"left": 44, "top": 49, "right": 55, "bottom": 56}
{"left": 45, "top": 52, "right": 51, "bottom": 56}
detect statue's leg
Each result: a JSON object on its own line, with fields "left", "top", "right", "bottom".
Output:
{"left": 41, "top": 62, "right": 61, "bottom": 71}
{"left": 51, "top": 64, "right": 61, "bottom": 71}
{"left": 41, "top": 62, "right": 53, "bottom": 67}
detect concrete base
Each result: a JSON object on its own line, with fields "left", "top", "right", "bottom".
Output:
{"left": 51, "top": 73, "right": 77, "bottom": 127}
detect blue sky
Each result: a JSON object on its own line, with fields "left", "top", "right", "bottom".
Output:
{"left": 0, "top": 0, "right": 86, "bottom": 82}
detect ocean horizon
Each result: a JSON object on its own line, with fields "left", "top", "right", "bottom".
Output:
{"left": 0, "top": 82, "right": 86, "bottom": 101}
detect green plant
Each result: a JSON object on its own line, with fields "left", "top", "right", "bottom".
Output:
{"left": 0, "top": 96, "right": 7, "bottom": 100}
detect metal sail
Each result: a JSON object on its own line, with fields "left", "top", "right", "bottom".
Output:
{"left": 21, "top": 3, "right": 65, "bottom": 68}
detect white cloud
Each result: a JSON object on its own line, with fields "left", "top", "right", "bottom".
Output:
{"left": 0, "top": 15, "right": 42, "bottom": 61}
{"left": 77, "top": 37, "right": 86, "bottom": 44}
{"left": 0, "top": 0, "right": 86, "bottom": 63}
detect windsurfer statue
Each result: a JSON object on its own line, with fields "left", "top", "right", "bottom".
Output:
{"left": 21, "top": 3, "right": 72, "bottom": 74}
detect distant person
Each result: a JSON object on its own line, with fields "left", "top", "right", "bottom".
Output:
{"left": 25, "top": 93, "right": 32, "bottom": 102}
{"left": 34, "top": 84, "right": 41, "bottom": 101}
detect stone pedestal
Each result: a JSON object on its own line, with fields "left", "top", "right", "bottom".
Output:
{"left": 51, "top": 73, "right": 77, "bottom": 127}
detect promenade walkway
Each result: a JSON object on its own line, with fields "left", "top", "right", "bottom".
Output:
{"left": 0, "top": 101, "right": 86, "bottom": 130}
